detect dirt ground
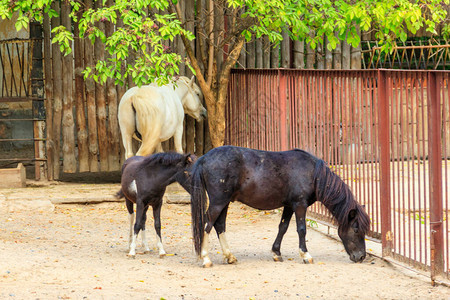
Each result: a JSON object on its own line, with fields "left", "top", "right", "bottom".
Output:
{"left": 0, "top": 182, "right": 449, "bottom": 299}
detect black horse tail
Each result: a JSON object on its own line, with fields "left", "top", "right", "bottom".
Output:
{"left": 115, "top": 188, "right": 125, "bottom": 199}
{"left": 190, "top": 160, "right": 207, "bottom": 256}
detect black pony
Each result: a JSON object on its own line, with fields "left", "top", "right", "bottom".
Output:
{"left": 190, "top": 145, "right": 370, "bottom": 267}
{"left": 116, "top": 152, "right": 196, "bottom": 258}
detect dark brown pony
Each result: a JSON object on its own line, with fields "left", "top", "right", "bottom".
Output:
{"left": 116, "top": 152, "right": 196, "bottom": 258}
{"left": 190, "top": 145, "right": 370, "bottom": 267}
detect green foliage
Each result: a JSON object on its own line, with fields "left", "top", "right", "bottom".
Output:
{"left": 0, "top": 0, "right": 448, "bottom": 86}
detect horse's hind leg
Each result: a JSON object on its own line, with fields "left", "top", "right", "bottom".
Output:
{"left": 294, "top": 205, "right": 314, "bottom": 264}
{"left": 152, "top": 199, "right": 166, "bottom": 257}
{"left": 128, "top": 201, "right": 146, "bottom": 258}
{"left": 201, "top": 203, "right": 228, "bottom": 268}
{"left": 213, "top": 204, "right": 237, "bottom": 264}
{"left": 271, "top": 206, "right": 294, "bottom": 262}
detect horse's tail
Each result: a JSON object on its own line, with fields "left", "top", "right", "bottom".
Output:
{"left": 130, "top": 88, "right": 163, "bottom": 155}
{"left": 190, "top": 159, "right": 207, "bottom": 256}
{"left": 115, "top": 188, "right": 125, "bottom": 199}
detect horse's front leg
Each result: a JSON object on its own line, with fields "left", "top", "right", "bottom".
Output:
{"left": 271, "top": 206, "right": 294, "bottom": 262}
{"left": 214, "top": 205, "right": 237, "bottom": 265}
{"left": 152, "top": 199, "right": 166, "bottom": 258}
{"left": 125, "top": 198, "right": 135, "bottom": 251}
{"left": 294, "top": 205, "right": 314, "bottom": 264}
{"left": 173, "top": 125, "right": 184, "bottom": 153}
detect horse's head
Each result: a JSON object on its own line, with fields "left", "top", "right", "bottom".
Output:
{"left": 337, "top": 207, "right": 369, "bottom": 263}
{"left": 178, "top": 76, "right": 207, "bottom": 121}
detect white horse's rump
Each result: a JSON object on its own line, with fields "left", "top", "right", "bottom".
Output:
{"left": 118, "top": 76, "right": 207, "bottom": 159}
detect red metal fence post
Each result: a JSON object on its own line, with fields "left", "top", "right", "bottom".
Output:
{"left": 278, "top": 70, "right": 288, "bottom": 151}
{"left": 427, "top": 72, "right": 445, "bottom": 284}
{"left": 377, "top": 70, "right": 393, "bottom": 257}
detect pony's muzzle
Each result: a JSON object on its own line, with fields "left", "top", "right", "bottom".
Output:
{"left": 350, "top": 252, "right": 366, "bottom": 263}
{"left": 200, "top": 108, "right": 207, "bottom": 120}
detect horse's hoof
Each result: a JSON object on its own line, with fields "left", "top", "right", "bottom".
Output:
{"left": 226, "top": 255, "right": 237, "bottom": 264}
{"left": 159, "top": 254, "right": 166, "bottom": 258}
{"left": 202, "top": 261, "right": 213, "bottom": 268}
{"left": 303, "top": 257, "right": 314, "bottom": 264}
{"left": 143, "top": 250, "right": 150, "bottom": 254}
{"left": 127, "top": 254, "right": 136, "bottom": 259}
{"left": 273, "top": 255, "right": 283, "bottom": 262}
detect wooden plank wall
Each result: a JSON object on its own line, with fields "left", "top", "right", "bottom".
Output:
{"left": 43, "top": 1, "right": 211, "bottom": 179}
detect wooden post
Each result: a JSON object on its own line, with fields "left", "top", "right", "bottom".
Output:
{"left": 333, "top": 33, "right": 342, "bottom": 69}
{"left": 281, "top": 30, "right": 290, "bottom": 68}
{"left": 73, "top": 11, "right": 89, "bottom": 172}
{"left": 51, "top": 1, "right": 62, "bottom": 179}
{"left": 185, "top": 0, "right": 195, "bottom": 154}
{"left": 293, "top": 41, "right": 304, "bottom": 69}
{"left": 270, "top": 44, "right": 279, "bottom": 68}
{"left": 247, "top": 41, "right": 255, "bottom": 68}
{"left": 262, "top": 36, "right": 271, "bottom": 69}
{"left": 30, "top": 22, "right": 45, "bottom": 180}
{"left": 351, "top": 28, "right": 362, "bottom": 69}
{"left": 325, "top": 36, "right": 333, "bottom": 69}
{"left": 43, "top": 14, "right": 54, "bottom": 180}
{"left": 342, "top": 31, "right": 351, "bottom": 69}
{"left": 85, "top": 0, "right": 99, "bottom": 172}
{"left": 94, "top": 0, "right": 109, "bottom": 171}
{"left": 105, "top": 0, "right": 120, "bottom": 171}
{"left": 256, "top": 39, "right": 263, "bottom": 68}
{"left": 377, "top": 70, "right": 392, "bottom": 257}
{"left": 61, "top": 2, "right": 76, "bottom": 173}
{"left": 306, "top": 40, "right": 315, "bottom": 69}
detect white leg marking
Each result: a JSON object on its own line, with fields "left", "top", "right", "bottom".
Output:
{"left": 201, "top": 232, "right": 212, "bottom": 267}
{"left": 141, "top": 230, "right": 151, "bottom": 253}
{"left": 299, "top": 250, "right": 314, "bottom": 264}
{"left": 218, "top": 232, "right": 237, "bottom": 264}
{"left": 128, "top": 213, "right": 134, "bottom": 248}
{"left": 128, "top": 233, "right": 138, "bottom": 257}
{"left": 156, "top": 236, "right": 166, "bottom": 257}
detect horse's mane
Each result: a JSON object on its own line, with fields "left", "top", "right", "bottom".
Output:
{"left": 139, "top": 152, "right": 186, "bottom": 169}
{"left": 313, "top": 160, "right": 370, "bottom": 234}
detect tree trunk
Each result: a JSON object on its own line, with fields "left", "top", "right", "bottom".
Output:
{"left": 85, "top": 0, "right": 99, "bottom": 172}
{"left": 306, "top": 41, "right": 315, "bottom": 69}
{"left": 351, "top": 27, "right": 362, "bottom": 69}
{"left": 105, "top": 0, "right": 120, "bottom": 171}
{"left": 61, "top": 2, "right": 76, "bottom": 173}
{"left": 51, "top": 1, "right": 62, "bottom": 179}
{"left": 94, "top": 0, "right": 108, "bottom": 171}
{"left": 43, "top": 13, "right": 54, "bottom": 180}
{"left": 74, "top": 12, "right": 89, "bottom": 172}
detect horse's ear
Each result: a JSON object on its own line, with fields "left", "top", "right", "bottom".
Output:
{"left": 348, "top": 209, "right": 357, "bottom": 221}
{"left": 186, "top": 154, "right": 197, "bottom": 165}
{"left": 189, "top": 76, "right": 195, "bottom": 87}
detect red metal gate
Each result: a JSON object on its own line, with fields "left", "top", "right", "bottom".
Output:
{"left": 226, "top": 69, "right": 449, "bottom": 283}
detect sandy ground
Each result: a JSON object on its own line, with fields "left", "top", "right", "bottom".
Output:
{"left": 0, "top": 182, "right": 449, "bottom": 299}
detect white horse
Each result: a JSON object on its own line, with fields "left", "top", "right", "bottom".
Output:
{"left": 118, "top": 76, "right": 207, "bottom": 159}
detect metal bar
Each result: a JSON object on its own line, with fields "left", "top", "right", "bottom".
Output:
{"left": 378, "top": 69, "right": 393, "bottom": 256}
{"left": 278, "top": 70, "right": 288, "bottom": 151}
{"left": 427, "top": 72, "right": 445, "bottom": 284}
